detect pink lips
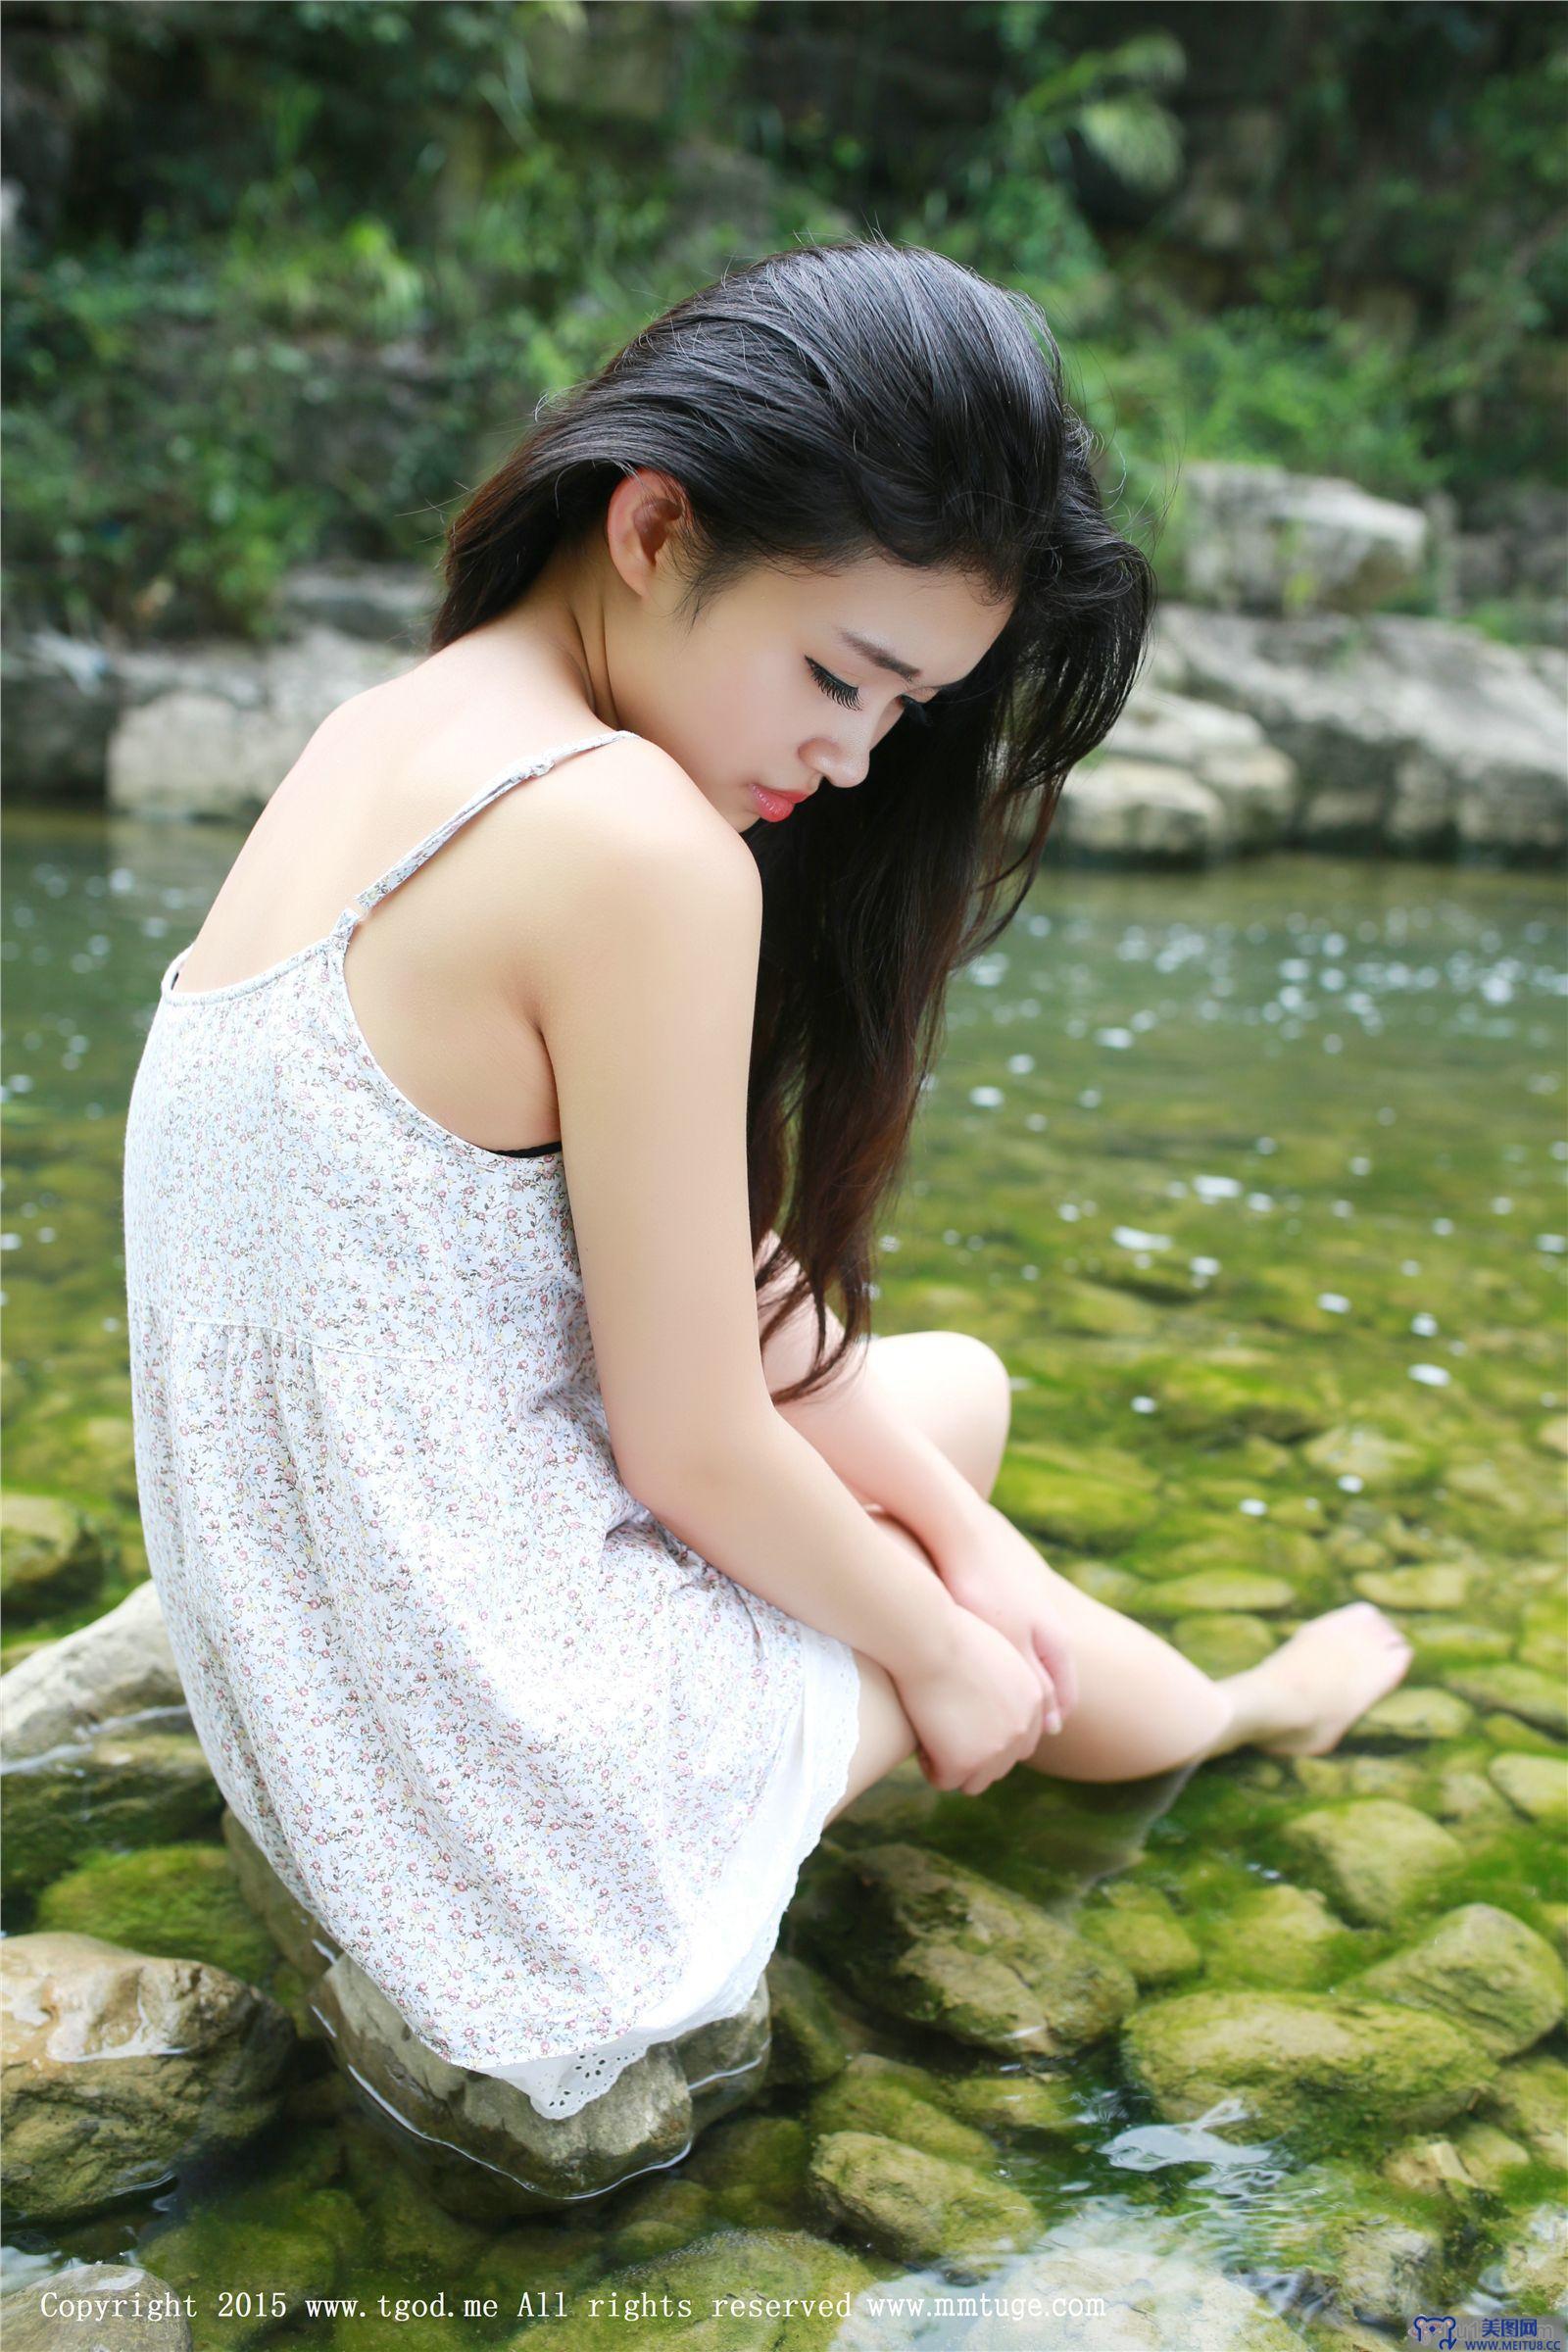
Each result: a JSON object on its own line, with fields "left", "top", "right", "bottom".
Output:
{"left": 749, "top": 783, "right": 808, "bottom": 822}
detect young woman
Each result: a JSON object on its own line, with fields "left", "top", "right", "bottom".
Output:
{"left": 122, "top": 237, "right": 1412, "bottom": 2124}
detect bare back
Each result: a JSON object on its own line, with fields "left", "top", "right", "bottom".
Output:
{"left": 168, "top": 641, "right": 732, "bottom": 1155}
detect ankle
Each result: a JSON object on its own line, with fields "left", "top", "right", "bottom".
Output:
{"left": 1205, "top": 1658, "right": 1310, "bottom": 1758}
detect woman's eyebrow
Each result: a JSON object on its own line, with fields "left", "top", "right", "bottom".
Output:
{"left": 835, "top": 627, "right": 960, "bottom": 690}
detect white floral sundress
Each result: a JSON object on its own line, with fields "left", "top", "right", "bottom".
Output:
{"left": 122, "top": 727, "right": 862, "bottom": 2121}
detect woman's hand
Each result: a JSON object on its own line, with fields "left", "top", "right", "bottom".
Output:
{"left": 934, "top": 1500, "right": 1080, "bottom": 1736}
{"left": 892, "top": 1606, "right": 1051, "bottom": 1796}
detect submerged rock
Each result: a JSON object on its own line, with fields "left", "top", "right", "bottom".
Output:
{"left": 310, "top": 1945, "right": 771, "bottom": 2219}
{"left": 1489, "top": 1749, "right": 1568, "bottom": 1827}
{"left": 1444, "top": 1662, "right": 1568, "bottom": 1738}
{"left": 805, "top": 2053, "right": 995, "bottom": 2168}
{"left": 840, "top": 2231, "right": 1310, "bottom": 2350}
{"left": 0, "top": 2262, "right": 193, "bottom": 2351}
{"left": 1256, "top": 2158, "right": 1448, "bottom": 2328}
{"left": 1355, "top": 1686, "right": 1476, "bottom": 1743}
{"left": 1349, "top": 1902, "right": 1567, "bottom": 2059}
{"left": 0, "top": 1581, "right": 217, "bottom": 1896}
{"left": 1139, "top": 1568, "right": 1298, "bottom": 1616}
{"left": 1477, "top": 2050, "right": 1568, "bottom": 2171}
{"left": 1492, "top": 2200, "right": 1568, "bottom": 2315}
{"left": 760, "top": 1951, "right": 850, "bottom": 2091}
{"left": 807, "top": 2128, "right": 1036, "bottom": 2279}
{"left": 1122, "top": 1988, "right": 1487, "bottom": 2141}
{"left": 1074, "top": 1882, "right": 1202, "bottom": 1988}
{"left": 1168, "top": 1610, "right": 1277, "bottom": 1678}
{"left": 940, "top": 2069, "right": 1082, "bottom": 2141}
{"left": 1281, "top": 1798, "right": 1465, "bottom": 1925}
{"left": 792, "top": 1841, "right": 1138, "bottom": 2058}
{"left": 0, "top": 1932, "right": 294, "bottom": 2225}
{"left": 1196, "top": 1882, "right": 1358, "bottom": 1990}
{"left": 0, "top": 1492, "right": 109, "bottom": 1621}
{"left": 537, "top": 2227, "right": 882, "bottom": 2351}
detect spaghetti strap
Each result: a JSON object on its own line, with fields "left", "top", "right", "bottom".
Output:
{"left": 347, "top": 729, "right": 632, "bottom": 923}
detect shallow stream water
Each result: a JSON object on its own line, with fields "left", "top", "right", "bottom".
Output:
{"left": 2, "top": 803, "right": 1564, "bottom": 2344}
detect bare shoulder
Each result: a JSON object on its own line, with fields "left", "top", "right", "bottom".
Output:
{"left": 476, "top": 728, "right": 760, "bottom": 1014}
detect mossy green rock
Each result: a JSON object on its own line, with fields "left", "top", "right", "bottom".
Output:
{"left": 1494, "top": 2201, "right": 1568, "bottom": 2316}
{"left": 0, "top": 2262, "right": 192, "bottom": 2352}
{"left": 807, "top": 2128, "right": 1035, "bottom": 2279}
{"left": 1169, "top": 1610, "right": 1277, "bottom": 1676}
{"left": 1489, "top": 1750, "right": 1568, "bottom": 1826}
{"left": 1075, "top": 1882, "right": 1202, "bottom": 1987}
{"left": 0, "top": 1491, "right": 109, "bottom": 1621}
{"left": 1139, "top": 1569, "right": 1298, "bottom": 1615}
{"left": 805, "top": 2052, "right": 995, "bottom": 2168}
{"left": 1122, "top": 1989, "right": 1488, "bottom": 2142}
{"left": 680, "top": 2112, "right": 817, "bottom": 2232}
{"left": 1353, "top": 1563, "right": 1472, "bottom": 1610}
{"left": 1349, "top": 1902, "right": 1566, "bottom": 2058}
{"left": 1281, "top": 1798, "right": 1465, "bottom": 1925}
{"left": 940, "top": 2068, "right": 1080, "bottom": 2139}
{"left": 1444, "top": 1663, "right": 1568, "bottom": 1738}
{"left": 1, "top": 1727, "right": 221, "bottom": 1897}
{"left": 1290, "top": 1751, "right": 1429, "bottom": 1805}
{"left": 1356, "top": 1686, "right": 1476, "bottom": 1743}
{"left": 1478, "top": 2050, "right": 1568, "bottom": 2170}
{"left": 793, "top": 1841, "right": 1137, "bottom": 2058}
{"left": 142, "top": 2169, "right": 367, "bottom": 2352}
{"left": 600, "top": 2177, "right": 719, "bottom": 2267}
{"left": 524, "top": 2229, "right": 883, "bottom": 2351}
{"left": 1197, "top": 1882, "right": 1359, "bottom": 1989}
{"left": 997, "top": 1453, "right": 1160, "bottom": 1549}
{"left": 1301, "top": 1423, "right": 1433, "bottom": 1491}
{"left": 1404, "top": 1617, "right": 1514, "bottom": 1665}
{"left": 1152, "top": 1357, "right": 1331, "bottom": 1443}
{"left": 33, "top": 1842, "right": 277, "bottom": 1985}
{"left": 1251, "top": 2156, "right": 1447, "bottom": 2327}
{"left": 761, "top": 1952, "right": 849, "bottom": 2091}
{"left": 1, "top": 1932, "right": 295, "bottom": 2227}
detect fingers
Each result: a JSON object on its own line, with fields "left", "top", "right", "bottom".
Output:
{"left": 1034, "top": 1622, "right": 1079, "bottom": 1722}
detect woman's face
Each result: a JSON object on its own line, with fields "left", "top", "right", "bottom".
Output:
{"left": 603, "top": 473, "right": 1016, "bottom": 835}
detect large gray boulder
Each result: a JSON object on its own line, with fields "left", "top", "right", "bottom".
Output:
{"left": 1171, "top": 459, "right": 1431, "bottom": 615}
{"left": 108, "top": 624, "right": 407, "bottom": 818}
{"left": 1154, "top": 600, "right": 1567, "bottom": 858}
{"left": 0, "top": 1582, "right": 216, "bottom": 1896}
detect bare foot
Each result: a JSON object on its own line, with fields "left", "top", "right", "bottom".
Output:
{"left": 1247, "top": 1601, "right": 1416, "bottom": 1758}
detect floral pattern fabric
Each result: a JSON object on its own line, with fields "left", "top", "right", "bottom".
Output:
{"left": 122, "top": 730, "right": 862, "bottom": 2119}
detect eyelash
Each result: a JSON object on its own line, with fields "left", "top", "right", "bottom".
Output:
{"left": 808, "top": 657, "right": 934, "bottom": 728}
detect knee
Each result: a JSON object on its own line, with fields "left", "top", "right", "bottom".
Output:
{"left": 960, "top": 1334, "right": 1013, "bottom": 1456}
{"left": 945, "top": 1332, "right": 1012, "bottom": 1500}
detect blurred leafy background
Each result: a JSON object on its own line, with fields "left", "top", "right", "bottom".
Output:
{"left": 4, "top": 0, "right": 1563, "bottom": 643}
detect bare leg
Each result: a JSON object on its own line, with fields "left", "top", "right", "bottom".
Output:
{"left": 827, "top": 1512, "right": 1415, "bottom": 1814}
{"left": 750, "top": 1252, "right": 1412, "bottom": 1806}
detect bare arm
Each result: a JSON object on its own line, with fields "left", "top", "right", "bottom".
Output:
{"left": 753, "top": 1238, "right": 996, "bottom": 1569}
{"left": 530, "top": 752, "right": 962, "bottom": 1680}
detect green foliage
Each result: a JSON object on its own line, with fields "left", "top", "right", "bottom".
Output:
{"left": 4, "top": 0, "right": 1560, "bottom": 638}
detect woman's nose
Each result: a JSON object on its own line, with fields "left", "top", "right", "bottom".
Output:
{"left": 813, "top": 742, "right": 871, "bottom": 792}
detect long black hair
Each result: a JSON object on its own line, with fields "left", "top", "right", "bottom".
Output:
{"left": 430, "top": 236, "right": 1157, "bottom": 1404}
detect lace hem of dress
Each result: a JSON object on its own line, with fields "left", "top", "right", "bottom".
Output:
{"left": 481, "top": 1634, "right": 863, "bottom": 2121}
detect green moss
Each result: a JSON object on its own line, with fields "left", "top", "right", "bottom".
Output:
{"left": 32, "top": 1843, "right": 278, "bottom": 1984}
